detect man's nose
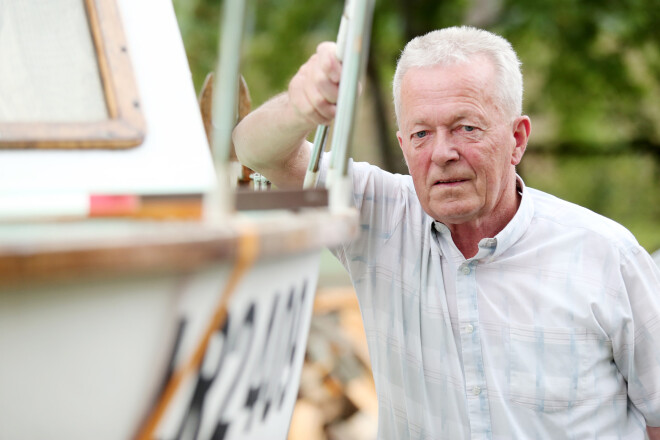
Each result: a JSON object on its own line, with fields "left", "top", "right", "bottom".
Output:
{"left": 430, "top": 132, "right": 460, "bottom": 165}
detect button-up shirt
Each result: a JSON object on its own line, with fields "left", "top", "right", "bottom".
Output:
{"left": 330, "top": 161, "right": 660, "bottom": 439}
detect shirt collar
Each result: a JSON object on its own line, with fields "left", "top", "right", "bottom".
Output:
{"left": 432, "top": 175, "right": 534, "bottom": 263}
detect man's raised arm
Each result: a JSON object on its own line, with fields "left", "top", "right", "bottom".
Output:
{"left": 232, "top": 42, "right": 341, "bottom": 188}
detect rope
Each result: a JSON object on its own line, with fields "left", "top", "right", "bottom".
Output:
{"left": 135, "top": 223, "right": 259, "bottom": 440}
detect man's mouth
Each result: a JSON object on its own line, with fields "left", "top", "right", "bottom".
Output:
{"left": 434, "top": 178, "right": 467, "bottom": 185}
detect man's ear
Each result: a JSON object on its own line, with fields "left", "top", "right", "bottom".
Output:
{"left": 511, "top": 116, "right": 531, "bottom": 166}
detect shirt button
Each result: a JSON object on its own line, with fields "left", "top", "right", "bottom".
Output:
{"left": 465, "top": 324, "right": 474, "bottom": 334}
{"left": 461, "top": 265, "right": 471, "bottom": 275}
{"left": 472, "top": 386, "right": 481, "bottom": 396}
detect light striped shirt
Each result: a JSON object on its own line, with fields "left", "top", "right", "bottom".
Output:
{"left": 331, "top": 161, "right": 660, "bottom": 439}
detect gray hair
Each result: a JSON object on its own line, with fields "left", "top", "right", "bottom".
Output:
{"left": 393, "top": 26, "right": 523, "bottom": 125}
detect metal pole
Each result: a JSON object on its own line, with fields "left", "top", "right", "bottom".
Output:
{"left": 302, "top": 0, "right": 353, "bottom": 190}
{"left": 326, "top": 0, "right": 375, "bottom": 210}
{"left": 212, "top": 0, "right": 247, "bottom": 164}
{"left": 205, "top": 0, "right": 247, "bottom": 220}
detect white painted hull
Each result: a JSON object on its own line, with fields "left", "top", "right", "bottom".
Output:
{"left": 0, "top": 251, "right": 322, "bottom": 440}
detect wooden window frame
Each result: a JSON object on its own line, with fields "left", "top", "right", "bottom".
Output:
{"left": 0, "top": 0, "right": 145, "bottom": 149}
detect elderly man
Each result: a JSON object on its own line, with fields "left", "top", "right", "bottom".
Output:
{"left": 233, "top": 26, "right": 660, "bottom": 439}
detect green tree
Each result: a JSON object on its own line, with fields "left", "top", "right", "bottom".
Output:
{"left": 173, "top": 0, "right": 660, "bottom": 251}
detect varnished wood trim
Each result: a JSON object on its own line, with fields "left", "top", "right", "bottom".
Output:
{"left": 85, "top": 0, "right": 118, "bottom": 119}
{"left": 0, "top": 209, "right": 359, "bottom": 287}
{"left": 0, "top": 0, "right": 145, "bottom": 149}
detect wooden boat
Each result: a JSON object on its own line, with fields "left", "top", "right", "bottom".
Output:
{"left": 0, "top": 0, "right": 368, "bottom": 438}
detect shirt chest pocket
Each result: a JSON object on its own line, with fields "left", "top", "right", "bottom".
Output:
{"left": 508, "top": 325, "right": 612, "bottom": 413}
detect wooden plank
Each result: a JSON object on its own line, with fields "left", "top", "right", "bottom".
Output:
{"left": 199, "top": 72, "right": 253, "bottom": 185}
{"left": 314, "top": 286, "right": 359, "bottom": 314}
{"left": 235, "top": 188, "right": 328, "bottom": 211}
{"left": 287, "top": 400, "right": 326, "bottom": 440}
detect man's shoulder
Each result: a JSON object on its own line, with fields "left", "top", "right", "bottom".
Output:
{"left": 526, "top": 186, "right": 639, "bottom": 251}
{"left": 351, "top": 161, "right": 417, "bottom": 203}
{"left": 352, "top": 161, "right": 413, "bottom": 185}
{"left": 349, "top": 161, "right": 431, "bottom": 240}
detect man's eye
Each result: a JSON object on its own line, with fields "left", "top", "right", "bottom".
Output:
{"left": 463, "top": 126, "right": 475, "bottom": 132}
{"left": 414, "top": 130, "right": 428, "bottom": 139}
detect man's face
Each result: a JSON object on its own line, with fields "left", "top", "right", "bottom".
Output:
{"left": 396, "top": 58, "right": 528, "bottom": 227}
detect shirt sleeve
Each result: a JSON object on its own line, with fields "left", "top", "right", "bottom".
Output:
{"left": 615, "top": 245, "right": 660, "bottom": 427}
{"left": 320, "top": 158, "right": 412, "bottom": 277}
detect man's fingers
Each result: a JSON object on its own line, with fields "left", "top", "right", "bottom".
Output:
{"left": 289, "top": 75, "right": 335, "bottom": 125}
{"left": 313, "top": 67, "right": 340, "bottom": 104}
{"left": 303, "top": 85, "right": 336, "bottom": 122}
{"left": 317, "top": 42, "right": 342, "bottom": 83}
{"left": 287, "top": 41, "right": 342, "bottom": 127}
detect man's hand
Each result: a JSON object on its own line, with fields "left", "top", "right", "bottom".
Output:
{"left": 233, "top": 41, "right": 342, "bottom": 188}
{"left": 649, "top": 426, "right": 660, "bottom": 440}
{"left": 288, "top": 42, "right": 342, "bottom": 128}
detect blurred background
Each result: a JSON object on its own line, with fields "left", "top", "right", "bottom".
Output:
{"left": 172, "top": 1, "right": 660, "bottom": 438}
{"left": 173, "top": 0, "right": 660, "bottom": 254}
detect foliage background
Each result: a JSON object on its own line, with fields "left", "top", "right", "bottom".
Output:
{"left": 173, "top": 0, "right": 660, "bottom": 253}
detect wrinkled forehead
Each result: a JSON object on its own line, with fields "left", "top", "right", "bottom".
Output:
{"left": 399, "top": 58, "right": 506, "bottom": 124}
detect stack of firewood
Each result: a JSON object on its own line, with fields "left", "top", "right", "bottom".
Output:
{"left": 288, "top": 287, "right": 377, "bottom": 440}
